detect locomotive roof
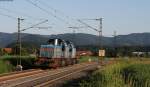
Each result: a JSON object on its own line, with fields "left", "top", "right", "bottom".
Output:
{"left": 48, "top": 38, "right": 64, "bottom": 42}
{"left": 48, "top": 38, "right": 63, "bottom": 40}
{"left": 47, "top": 38, "right": 75, "bottom": 46}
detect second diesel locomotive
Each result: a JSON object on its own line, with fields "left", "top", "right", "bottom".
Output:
{"left": 36, "top": 38, "right": 77, "bottom": 68}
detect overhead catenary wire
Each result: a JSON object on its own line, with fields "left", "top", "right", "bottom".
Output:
{"left": 0, "top": 12, "right": 17, "bottom": 20}
{"left": 78, "top": 20, "right": 99, "bottom": 32}
{"left": 0, "top": 9, "right": 43, "bottom": 26}
{"left": 0, "top": 7, "right": 44, "bottom": 21}
{"left": 35, "top": 0, "right": 72, "bottom": 20}
{"left": 29, "top": 0, "right": 86, "bottom": 33}
{"left": 0, "top": 5, "right": 52, "bottom": 27}
{"left": 35, "top": 0, "right": 84, "bottom": 27}
{"left": 21, "top": 20, "right": 48, "bottom": 31}
{"left": 0, "top": 12, "right": 49, "bottom": 32}
{"left": 0, "top": 0, "right": 87, "bottom": 34}
{"left": 25, "top": 0, "right": 72, "bottom": 26}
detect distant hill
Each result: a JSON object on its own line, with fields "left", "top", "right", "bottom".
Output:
{"left": 49, "top": 33, "right": 112, "bottom": 46}
{"left": 0, "top": 32, "right": 150, "bottom": 48}
{"left": 0, "top": 32, "right": 15, "bottom": 47}
{"left": 116, "top": 33, "right": 150, "bottom": 46}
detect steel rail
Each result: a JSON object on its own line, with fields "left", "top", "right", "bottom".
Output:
{"left": 0, "top": 62, "right": 93, "bottom": 87}
{"left": 0, "top": 69, "right": 43, "bottom": 82}
{"left": 35, "top": 63, "right": 97, "bottom": 87}
{"left": 3, "top": 62, "right": 96, "bottom": 87}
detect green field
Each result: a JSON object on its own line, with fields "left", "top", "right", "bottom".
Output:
{"left": 79, "top": 58, "right": 150, "bottom": 87}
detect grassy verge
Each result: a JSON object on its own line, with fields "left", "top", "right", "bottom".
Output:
{"left": 0, "top": 60, "right": 13, "bottom": 74}
{"left": 122, "top": 63, "right": 150, "bottom": 87}
{"left": 0, "top": 56, "right": 37, "bottom": 74}
{"left": 1, "top": 56, "right": 36, "bottom": 69}
{"left": 79, "top": 59, "right": 150, "bottom": 87}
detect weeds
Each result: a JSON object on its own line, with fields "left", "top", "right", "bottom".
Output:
{"left": 80, "top": 59, "right": 150, "bottom": 87}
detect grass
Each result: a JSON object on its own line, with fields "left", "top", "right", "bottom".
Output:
{"left": 79, "top": 56, "right": 98, "bottom": 63}
{"left": 0, "top": 55, "right": 98, "bottom": 74}
{"left": 3, "top": 56, "right": 36, "bottom": 69}
{"left": 122, "top": 63, "right": 150, "bottom": 87}
{"left": 79, "top": 58, "right": 150, "bottom": 87}
{"left": 0, "top": 60, "right": 13, "bottom": 74}
{"left": 0, "top": 55, "right": 37, "bottom": 74}
{"left": 0, "top": 55, "right": 96, "bottom": 74}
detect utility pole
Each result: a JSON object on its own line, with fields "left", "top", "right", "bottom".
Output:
{"left": 17, "top": 18, "right": 24, "bottom": 71}
{"left": 113, "top": 30, "right": 117, "bottom": 58}
{"left": 96, "top": 18, "right": 103, "bottom": 49}
{"left": 96, "top": 18, "right": 104, "bottom": 65}
{"left": 16, "top": 19, "right": 48, "bottom": 71}
{"left": 79, "top": 18, "right": 103, "bottom": 49}
{"left": 78, "top": 18, "right": 104, "bottom": 65}
{"left": 86, "top": 18, "right": 104, "bottom": 63}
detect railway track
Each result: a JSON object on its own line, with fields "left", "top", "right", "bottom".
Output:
{"left": 0, "top": 69, "right": 44, "bottom": 82}
{"left": 0, "top": 62, "right": 98, "bottom": 87}
{"left": 35, "top": 63, "right": 97, "bottom": 87}
{"left": 0, "top": 69, "right": 38, "bottom": 77}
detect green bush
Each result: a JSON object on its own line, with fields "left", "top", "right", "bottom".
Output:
{"left": 0, "top": 56, "right": 37, "bottom": 70}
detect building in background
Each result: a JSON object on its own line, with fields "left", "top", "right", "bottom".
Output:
{"left": 2, "top": 48, "right": 12, "bottom": 54}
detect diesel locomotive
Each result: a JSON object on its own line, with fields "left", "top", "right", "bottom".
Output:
{"left": 36, "top": 38, "right": 77, "bottom": 68}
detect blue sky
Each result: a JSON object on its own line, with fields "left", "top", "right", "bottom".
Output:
{"left": 0, "top": 0, "right": 150, "bottom": 36}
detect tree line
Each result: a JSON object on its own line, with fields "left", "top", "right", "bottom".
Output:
{"left": 1, "top": 43, "right": 150, "bottom": 58}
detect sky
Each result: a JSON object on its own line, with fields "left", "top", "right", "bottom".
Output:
{"left": 0, "top": 0, "right": 150, "bottom": 36}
